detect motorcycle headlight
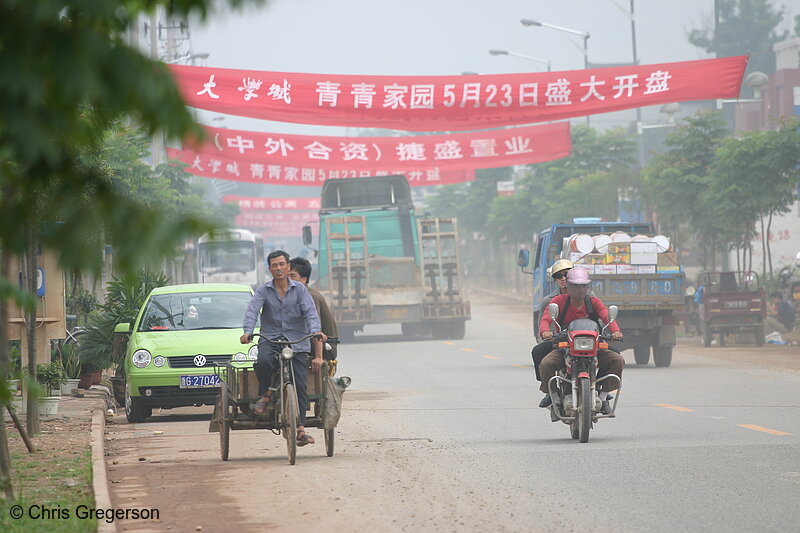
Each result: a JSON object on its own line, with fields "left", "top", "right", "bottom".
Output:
{"left": 233, "top": 352, "right": 247, "bottom": 364}
{"left": 247, "top": 345, "right": 258, "bottom": 361}
{"left": 281, "top": 346, "right": 295, "bottom": 360}
{"left": 132, "top": 349, "right": 152, "bottom": 368}
{"left": 574, "top": 337, "right": 595, "bottom": 351}
{"left": 152, "top": 356, "right": 166, "bottom": 367}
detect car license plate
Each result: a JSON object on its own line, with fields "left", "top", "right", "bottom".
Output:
{"left": 179, "top": 374, "right": 221, "bottom": 388}
{"left": 386, "top": 308, "right": 409, "bottom": 319}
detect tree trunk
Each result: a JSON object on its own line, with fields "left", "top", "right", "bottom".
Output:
{"left": 0, "top": 251, "right": 15, "bottom": 501}
{"left": 23, "top": 237, "right": 39, "bottom": 436}
{"left": 766, "top": 212, "right": 774, "bottom": 280}
{"left": 759, "top": 217, "right": 767, "bottom": 277}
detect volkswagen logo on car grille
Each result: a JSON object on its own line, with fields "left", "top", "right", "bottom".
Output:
{"left": 193, "top": 354, "right": 207, "bottom": 367}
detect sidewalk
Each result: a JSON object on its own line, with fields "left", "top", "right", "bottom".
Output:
{"left": 6, "top": 385, "right": 117, "bottom": 533}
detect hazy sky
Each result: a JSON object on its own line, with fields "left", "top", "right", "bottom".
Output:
{"left": 185, "top": 0, "right": 800, "bottom": 134}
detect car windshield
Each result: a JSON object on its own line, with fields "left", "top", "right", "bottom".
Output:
{"left": 568, "top": 318, "right": 599, "bottom": 333}
{"left": 138, "top": 291, "right": 251, "bottom": 332}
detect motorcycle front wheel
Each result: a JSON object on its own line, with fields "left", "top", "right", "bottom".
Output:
{"left": 578, "top": 378, "right": 592, "bottom": 443}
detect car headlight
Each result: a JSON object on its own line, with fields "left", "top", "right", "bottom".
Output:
{"left": 281, "top": 347, "right": 294, "bottom": 360}
{"left": 152, "top": 356, "right": 166, "bottom": 367}
{"left": 132, "top": 349, "right": 152, "bottom": 368}
{"left": 233, "top": 352, "right": 247, "bottom": 364}
{"left": 247, "top": 345, "right": 258, "bottom": 361}
{"left": 573, "top": 337, "right": 595, "bottom": 351}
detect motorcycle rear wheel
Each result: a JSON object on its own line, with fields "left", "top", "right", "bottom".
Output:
{"left": 578, "top": 378, "right": 591, "bottom": 443}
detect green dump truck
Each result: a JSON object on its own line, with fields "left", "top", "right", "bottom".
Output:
{"left": 303, "top": 175, "right": 470, "bottom": 342}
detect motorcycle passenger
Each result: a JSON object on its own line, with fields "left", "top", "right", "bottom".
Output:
{"left": 531, "top": 260, "right": 573, "bottom": 399}
{"left": 538, "top": 267, "right": 624, "bottom": 415}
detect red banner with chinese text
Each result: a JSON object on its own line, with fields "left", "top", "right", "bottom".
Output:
{"left": 223, "top": 195, "right": 321, "bottom": 211}
{"left": 169, "top": 56, "right": 747, "bottom": 131}
{"left": 186, "top": 122, "right": 571, "bottom": 169}
{"left": 235, "top": 211, "right": 318, "bottom": 236}
{"left": 167, "top": 147, "right": 475, "bottom": 186}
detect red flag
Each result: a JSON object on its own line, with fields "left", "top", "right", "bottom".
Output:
{"left": 170, "top": 56, "right": 747, "bottom": 131}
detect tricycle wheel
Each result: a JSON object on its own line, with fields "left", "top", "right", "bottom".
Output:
{"left": 703, "top": 324, "right": 712, "bottom": 347}
{"left": 325, "top": 428, "right": 335, "bottom": 457}
{"left": 755, "top": 325, "right": 765, "bottom": 347}
{"left": 219, "top": 382, "right": 230, "bottom": 461}
{"left": 283, "top": 383, "right": 298, "bottom": 465}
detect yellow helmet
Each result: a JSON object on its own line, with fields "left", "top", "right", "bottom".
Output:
{"left": 551, "top": 259, "right": 574, "bottom": 278}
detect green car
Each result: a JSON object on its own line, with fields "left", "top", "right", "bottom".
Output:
{"left": 114, "top": 283, "right": 256, "bottom": 423}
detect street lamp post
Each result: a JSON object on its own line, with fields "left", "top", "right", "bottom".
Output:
{"left": 489, "top": 49, "right": 551, "bottom": 71}
{"left": 521, "top": 18, "right": 590, "bottom": 124}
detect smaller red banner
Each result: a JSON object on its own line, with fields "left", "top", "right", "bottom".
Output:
{"left": 235, "top": 211, "right": 318, "bottom": 236}
{"left": 223, "top": 195, "right": 321, "bottom": 211}
{"left": 168, "top": 148, "right": 475, "bottom": 186}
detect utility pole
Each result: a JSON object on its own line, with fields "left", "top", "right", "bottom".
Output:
{"left": 149, "top": 10, "right": 165, "bottom": 168}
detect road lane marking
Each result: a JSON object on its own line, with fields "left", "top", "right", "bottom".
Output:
{"left": 482, "top": 355, "right": 499, "bottom": 360}
{"left": 512, "top": 364, "right": 528, "bottom": 369}
{"left": 443, "top": 341, "right": 455, "bottom": 346}
{"left": 460, "top": 347, "right": 476, "bottom": 352}
{"left": 738, "top": 424, "right": 792, "bottom": 436}
{"left": 656, "top": 403, "right": 695, "bottom": 412}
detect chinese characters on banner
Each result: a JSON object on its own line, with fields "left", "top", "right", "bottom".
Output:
{"left": 186, "top": 121, "right": 571, "bottom": 169}
{"left": 235, "top": 211, "right": 319, "bottom": 236}
{"left": 222, "top": 195, "right": 321, "bottom": 211}
{"left": 170, "top": 56, "right": 747, "bottom": 131}
{"left": 167, "top": 147, "right": 475, "bottom": 186}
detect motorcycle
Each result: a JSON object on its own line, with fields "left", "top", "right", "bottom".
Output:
{"left": 545, "top": 302, "right": 622, "bottom": 443}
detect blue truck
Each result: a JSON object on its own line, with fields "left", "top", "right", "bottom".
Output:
{"left": 518, "top": 220, "right": 684, "bottom": 367}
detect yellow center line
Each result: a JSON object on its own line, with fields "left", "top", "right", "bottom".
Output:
{"left": 460, "top": 347, "right": 476, "bottom": 352}
{"left": 738, "top": 424, "right": 793, "bottom": 436}
{"left": 442, "top": 341, "right": 455, "bottom": 346}
{"left": 512, "top": 364, "right": 528, "bottom": 369}
{"left": 482, "top": 355, "right": 499, "bottom": 360}
{"left": 656, "top": 403, "right": 695, "bottom": 412}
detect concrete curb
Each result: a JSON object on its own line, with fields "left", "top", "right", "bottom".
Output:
{"left": 90, "top": 399, "right": 117, "bottom": 533}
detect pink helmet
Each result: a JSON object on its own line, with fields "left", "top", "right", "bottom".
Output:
{"left": 566, "top": 266, "right": 591, "bottom": 285}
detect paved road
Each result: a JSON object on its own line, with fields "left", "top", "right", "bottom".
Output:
{"left": 106, "top": 295, "right": 800, "bottom": 533}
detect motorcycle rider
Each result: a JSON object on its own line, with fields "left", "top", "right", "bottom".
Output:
{"left": 532, "top": 260, "right": 573, "bottom": 404}
{"left": 538, "top": 267, "right": 624, "bottom": 415}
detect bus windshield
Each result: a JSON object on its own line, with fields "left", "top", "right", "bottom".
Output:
{"left": 199, "top": 241, "right": 256, "bottom": 274}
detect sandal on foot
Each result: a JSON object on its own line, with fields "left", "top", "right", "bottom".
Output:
{"left": 297, "top": 432, "right": 315, "bottom": 447}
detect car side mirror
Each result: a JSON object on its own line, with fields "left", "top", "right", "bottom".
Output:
{"left": 302, "top": 225, "right": 312, "bottom": 246}
{"left": 517, "top": 249, "right": 530, "bottom": 268}
{"left": 114, "top": 322, "right": 131, "bottom": 334}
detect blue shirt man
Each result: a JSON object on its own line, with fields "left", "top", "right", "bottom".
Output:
{"left": 241, "top": 250, "right": 323, "bottom": 446}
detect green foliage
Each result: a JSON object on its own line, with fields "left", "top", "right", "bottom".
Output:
{"left": 78, "top": 269, "right": 169, "bottom": 372}
{"left": 687, "top": 0, "right": 786, "bottom": 77}
{"left": 427, "top": 126, "right": 640, "bottom": 245}
{"left": 36, "top": 361, "right": 67, "bottom": 391}
{"left": 643, "top": 111, "right": 730, "bottom": 261}
{"left": 708, "top": 120, "right": 800, "bottom": 275}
